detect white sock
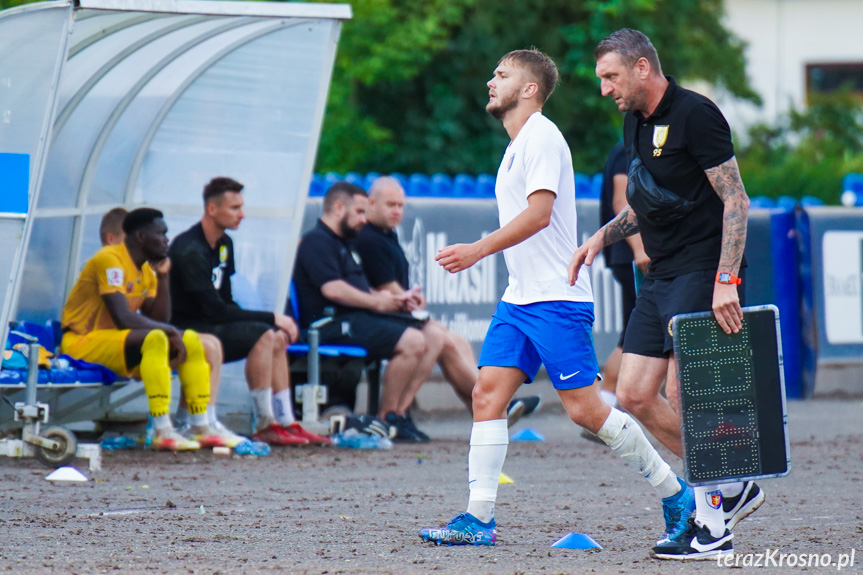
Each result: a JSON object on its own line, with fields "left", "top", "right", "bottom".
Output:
{"left": 465, "top": 419, "right": 508, "bottom": 523}
{"left": 207, "top": 407, "right": 218, "bottom": 427}
{"left": 251, "top": 388, "right": 275, "bottom": 429}
{"left": 152, "top": 413, "right": 172, "bottom": 431}
{"left": 189, "top": 412, "right": 208, "bottom": 427}
{"left": 272, "top": 389, "right": 296, "bottom": 426}
{"left": 599, "top": 389, "right": 618, "bottom": 408}
{"left": 175, "top": 407, "right": 189, "bottom": 426}
{"left": 719, "top": 481, "right": 744, "bottom": 499}
{"left": 694, "top": 485, "right": 726, "bottom": 537}
{"left": 596, "top": 408, "right": 680, "bottom": 499}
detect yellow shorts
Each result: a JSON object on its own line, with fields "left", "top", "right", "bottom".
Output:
{"left": 61, "top": 329, "right": 132, "bottom": 377}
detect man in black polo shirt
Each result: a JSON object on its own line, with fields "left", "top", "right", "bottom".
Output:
{"left": 353, "top": 176, "right": 475, "bottom": 410}
{"left": 292, "top": 182, "right": 434, "bottom": 442}
{"left": 169, "top": 177, "right": 330, "bottom": 447}
{"left": 569, "top": 29, "right": 761, "bottom": 560}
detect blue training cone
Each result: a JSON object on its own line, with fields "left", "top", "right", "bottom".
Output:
{"left": 510, "top": 428, "right": 545, "bottom": 442}
{"left": 552, "top": 533, "right": 602, "bottom": 549}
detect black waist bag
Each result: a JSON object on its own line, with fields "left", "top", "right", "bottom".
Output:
{"left": 626, "top": 155, "right": 697, "bottom": 226}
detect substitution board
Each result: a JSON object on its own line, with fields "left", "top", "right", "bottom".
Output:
{"left": 671, "top": 305, "right": 791, "bottom": 486}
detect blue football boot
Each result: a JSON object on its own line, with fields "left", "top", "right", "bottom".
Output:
{"left": 419, "top": 513, "right": 497, "bottom": 546}
{"left": 658, "top": 477, "right": 695, "bottom": 544}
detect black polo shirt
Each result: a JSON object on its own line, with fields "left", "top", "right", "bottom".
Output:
{"left": 352, "top": 223, "right": 410, "bottom": 290}
{"left": 292, "top": 220, "right": 371, "bottom": 328}
{"left": 600, "top": 141, "right": 632, "bottom": 266}
{"left": 623, "top": 76, "right": 739, "bottom": 279}
{"left": 169, "top": 222, "right": 274, "bottom": 327}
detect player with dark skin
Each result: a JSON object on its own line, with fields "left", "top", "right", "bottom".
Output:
{"left": 104, "top": 217, "right": 187, "bottom": 370}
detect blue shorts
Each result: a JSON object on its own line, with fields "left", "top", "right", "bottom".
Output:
{"left": 478, "top": 300, "right": 600, "bottom": 390}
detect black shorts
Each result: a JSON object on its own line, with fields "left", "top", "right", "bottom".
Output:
{"left": 623, "top": 269, "right": 745, "bottom": 358}
{"left": 317, "top": 311, "right": 420, "bottom": 360}
{"left": 183, "top": 321, "right": 274, "bottom": 364}
{"left": 609, "top": 263, "right": 637, "bottom": 348}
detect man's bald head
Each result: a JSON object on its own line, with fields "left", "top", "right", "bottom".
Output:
{"left": 367, "top": 176, "right": 406, "bottom": 231}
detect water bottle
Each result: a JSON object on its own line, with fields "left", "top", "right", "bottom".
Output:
{"left": 332, "top": 429, "right": 393, "bottom": 450}
{"left": 234, "top": 440, "right": 271, "bottom": 456}
{"left": 100, "top": 436, "right": 138, "bottom": 450}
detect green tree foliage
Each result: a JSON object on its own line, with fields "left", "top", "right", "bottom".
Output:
{"left": 738, "top": 90, "right": 863, "bottom": 203}
{"left": 312, "top": 0, "right": 475, "bottom": 173}
{"left": 0, "top": 0, "right": 33, "bottom": 8}
{"left": 333, "top": 0, "right": 758, "bottom": 174}
{"left": 1, "top": 0, "right": 757, "bottom": 177}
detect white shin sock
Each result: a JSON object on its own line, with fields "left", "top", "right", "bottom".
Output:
{"left": 250, "top": 388, "right": 275, "bottom": 429}
{"left": 596, "top": 408, "right": 681, "bottom": 499}
{"left": 465, "top": 419, "right": 509, "bottom": 523}
{"left": 273, "top": 388, "right": 295, "bottom": 426}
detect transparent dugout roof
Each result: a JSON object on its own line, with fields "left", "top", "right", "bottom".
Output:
{"left": 0, "top": 0, "right": 349, "bottom": 327}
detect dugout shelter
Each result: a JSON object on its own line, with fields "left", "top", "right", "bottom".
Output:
{"left": 0, "top": 0, "right": 350, "bottom": 425}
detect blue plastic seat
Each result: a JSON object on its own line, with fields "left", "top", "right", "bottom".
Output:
{"left": 309, "top": 173, "right": 326, "bottom": 197}
{"left": 287, "top": 283, "right": 385, "bottom": 413}
{"left": 323, "top": 171, "right": 341, "bottom": 190}
{"left": 453, "top": 174, "right": 476, "bottom": 197}
{"left": 389, "top": 172, "right": 409, "bottom": 191}
{"left": 364, "top": 171, "right": 381, "bottom": 191}
{"left": 431, "top": 173, "right": 453, "bottom": 197}
{"left": 589, "top": 173, "right": 603, "bottom": 199}
{"left": 574, "top": 173, "right": 592, "bottom": 199}
{"left": 749, "top": 196, "right": 776, "bottom": 209}
{"left": 344, "top": 172, "right": 364, "bottom": 189}
{"left": 408, "top": 173, "right": 431, "bottom": 197}
{"left": 800, "top": 195, "right": 824, "bottom": 207}
{"left": 776, "top": 195, "right": 798, "bottom": 211}
{"left": 476, "top": 174, "right": 496, "bottom": 198}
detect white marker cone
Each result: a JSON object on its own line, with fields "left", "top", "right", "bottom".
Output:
{"left": 45, "top": 466, "right": 88, "bottom": 482}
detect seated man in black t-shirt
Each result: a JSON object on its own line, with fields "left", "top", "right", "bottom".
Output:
{"left": 291, "top": 182, "right": 435, "bottom": 443}
{"left": 169, "top": 177, "right": 329, "bottom": 446}
{"left": 353, "top": 177, "right": 477, "bottom": 409}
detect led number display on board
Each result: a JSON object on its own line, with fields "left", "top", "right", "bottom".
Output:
{"left": 672, "top": 305, "right": 790, "bottom": 486}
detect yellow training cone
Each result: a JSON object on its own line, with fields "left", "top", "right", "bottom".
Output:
{"left": 499, "top": 472, "right": 514, "bottom": 484}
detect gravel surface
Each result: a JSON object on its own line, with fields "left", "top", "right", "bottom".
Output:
{"left": 1, "top": 398, "right": 860, "bottom": 575}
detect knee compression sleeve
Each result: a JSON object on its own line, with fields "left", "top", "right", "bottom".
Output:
{"left": 140, "top": 330, "right": 172, "bottom": 418}
{"left": 177, "top": 330, "right": 210, "bottom": 415}
{"left": 597, "top": 408, "right": 672, "bottom": 489}
{"left": 467, "top": 419, "right": 509, "bottom": 503}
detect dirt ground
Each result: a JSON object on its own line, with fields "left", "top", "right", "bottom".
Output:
{"left": 0, "top": 397, "right": 860, "bottom": 575}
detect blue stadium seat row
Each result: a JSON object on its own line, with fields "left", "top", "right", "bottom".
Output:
{"left": 308, "top": 172, "right": 604, "bottom": 199}
{"left": 308, "top": 173, "right": 835, "bottom": 207}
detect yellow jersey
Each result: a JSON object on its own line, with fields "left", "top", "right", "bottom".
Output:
{"left": 61, "top": 243, "right": 157, "bottom": 335}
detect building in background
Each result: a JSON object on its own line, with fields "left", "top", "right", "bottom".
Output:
{"left": 704, "top": 0, "right": 863, "bottom": 132}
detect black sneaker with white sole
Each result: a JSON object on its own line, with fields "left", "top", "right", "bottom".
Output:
{"left": 650, "top": 518, "right": 733, "bottom": 561}
{"left": 723, "top": 481, "right": 765, "bottom": 529}
{"left": 506, "top": 395, "right": 541, "bottom": 427}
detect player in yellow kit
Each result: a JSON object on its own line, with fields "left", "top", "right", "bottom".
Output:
{"left": 61, "top": 208, "right": 224, "bottom": 451}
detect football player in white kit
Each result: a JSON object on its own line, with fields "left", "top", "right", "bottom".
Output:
{"left": 419, "top": 49, "right": 694, "bottom": 549}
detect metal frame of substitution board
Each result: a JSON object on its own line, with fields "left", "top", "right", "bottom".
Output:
{"left": 672, "top": 304, "right": 791, "bottom": 486}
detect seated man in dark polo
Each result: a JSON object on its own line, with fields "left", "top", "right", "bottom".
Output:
{"left": 353, "top": 177, "right": 475, "bottom": 409}
{"left": 292, "top": 182, "right": 435, "bottom": 442}
{"left": 169, "top": 177, "right": 329, "bottom": 446}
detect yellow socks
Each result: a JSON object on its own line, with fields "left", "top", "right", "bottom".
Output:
{"left": 177, "top": 330, "right": 210, "bottom": 416}
{"left": 140, "top": 330, "right": 172, "bottom": 418}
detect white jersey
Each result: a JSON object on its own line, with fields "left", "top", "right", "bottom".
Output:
{"left": 495, "top": 111, "right": 593, "bottom": 305}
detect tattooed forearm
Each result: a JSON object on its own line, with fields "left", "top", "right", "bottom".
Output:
{"left": 705, "top": 156, "right": 749, "bottom": 272}
{"left": 601, "top": 205, "right": 640, "bottom": 247}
